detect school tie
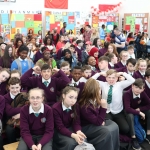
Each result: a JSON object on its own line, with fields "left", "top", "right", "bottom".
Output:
{"left": 134, "top": 97, "right": 139, "bottom": 100}
{"left": 107, "top": 85, "right": 113, "bottom": 104}
{"left": 34, "top": 113, "right": 39, "bottom": 117}
{"left": 74, "top": 83, "right": 77, "bottom": 87}
{"left": 65, "top": 108, "right": 71, "bottom": 113}
{"left": 43, "top": 81, "right": 49, "bottom": 87}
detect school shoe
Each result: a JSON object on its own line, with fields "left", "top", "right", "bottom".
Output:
{"left": 146, "top": 134, "right": 150, "bottom": 144}
{"left": 132, "top": 138, "right": 141, "bottom": 150}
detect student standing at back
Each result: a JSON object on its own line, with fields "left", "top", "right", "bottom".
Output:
{"left": 11, "top": 45, "right": 34, "bottom": 75}
{"left": 18, "top": 88, "right": 53, "bottom": 150}
{"left": 79, "top": 78, "right": 119, "bottom": 150}
{"left": 144, "top": 69, "right": 150, "bottom": 98}
{"left": 21, "top": 64, "right": 70, "bottom": 106}
{"left": 60, "top": 22, "right": 67, "bottom": 36}
{"left": 53, "top": 86, "right": 86, "bottom": 150}
{"left": 92, "top": 69, "right": 135, "bottom": 135}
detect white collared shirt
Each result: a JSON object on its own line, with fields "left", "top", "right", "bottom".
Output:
{"left": 128, "top": 53, "right": 135, "bottom": 59}
{"left": 93, "top": 72, "right": 135, "bottom": 114}
{"left": 32, "top": 71, "right": 39, "bottom": 76}
{"left": 139, "top": 70, "right": 145, "bottom": 76}
{"left": 29, "top": 103, "right": 44, "bottom": 114}
{"left": 121, "top": 60, "right": 126, "bottom": 66}
{"left": 79, "top": 77, "right": 87, "bottom": 83}
{"left": 77, "top": 46, "right": 81, "bottom": 50}
{"left": 145, "top": 80, "right": 150, "bottom": 88}
{"left": 71, "top": 79, "right": 80, "bottom": 86}
{"left": 133, "top": 93, "right": 140, "bottom": 99}
{"left": 42, "top": 78, "right": 51, "bottom": 86}
{"left": 127, "top": 70, "right": 134, "bottom": 76}
{"left": 89, "top": 65, "right": 96, "bottom": 71}
{"left": 18, "top": 57, "right": 27, "bottom": 61}
{"left": 109, "top": 62, "right": 114, "bottom": 67}
{"left": 62, "top": 102, "right": 72, "bottom": 111}
{"left": 10, "top": 92, "right": 16, "bottom": 99}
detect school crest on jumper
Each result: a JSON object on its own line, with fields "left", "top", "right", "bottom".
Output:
{"left": 71, "top": 113, "right": 74, "bottom": 118}
{"left": 50, "top": 87, "right": 54, "bottom": 92}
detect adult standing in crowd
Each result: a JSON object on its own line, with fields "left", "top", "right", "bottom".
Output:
{"left": 14, "top": 29, "right": 23, "bottom": 40}
{"left": 60, "top": 22, "right": 67, "bottom": 36}
{"left": 114, "top": 28, "right": 126, "bottom": 54}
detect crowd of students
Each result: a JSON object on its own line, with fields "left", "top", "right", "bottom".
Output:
{"left": 0, "top": 23, "right": 150, "bottom": 150}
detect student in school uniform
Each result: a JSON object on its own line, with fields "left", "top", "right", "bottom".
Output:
{"left": 144, "top": 69, "right": 150, "bottom": 98}
{"left": 105, "top": 53, "right": 118, "bottom": 69}
{"left": 114, "top": 50, "right": 129, "bottom": 68}
{"left": 133, "top": 58, "right": 147, "bottom": 80}
{"left": 127, "top": 45, "right": 135, "bottom": 59}
{"left": 69, "top": 66, "right": 85, "bottom": 101}
{"left": 53, "top": 86, "right": 86, "bottom": 150}
{"left": 117, "top": 58, "right": 136, "bottom": 76}
{"left": 17, "top": 88, "right": 53, "bottom": 150}
{"left": 21, "top": 64, "right": 70, "bottom": 106}
{"left": 75, "top": 40, "right": 84, "bottom": 62}
{"left": 0, "top": 95, "right": 5, "bottom": 150}
{"left": 10, "top": 70, "right": 21, "bottom": 79}
{"left": 11, "top": 45, "right": 34, "bottom": 75}
{"left": 4, "top": 77, "right": 22, "bottom": 143}
{"left": 92, "top": 56, "right": 110, "bottom": 82}
{"left": 79, "top": 65, "right": 92, "bottom": 83}
{"left": 33, "top": 43, "right": 44, "bottom": 64}
{"left": 92, "top": 69, "right": 135, "bottom": 134}
{"left": 87, "top": 56, "right": 97, "bottom": 73}
{"left": 0, "top": 44, "right": 14, "bottom": 69}
{"left": 0, "top": 68, "right": 10, "bottom": 95}
{"left": 123, "top": 79, "right": 150, "bottom": 150}
{"left": 107, "top": 43, "right": 119, "bottom": 58}
{"left": 79, "top": 78, "right": 119, "bottom": 150}
{"left": 53, "top": 61, "right": 72, "bottom": 81}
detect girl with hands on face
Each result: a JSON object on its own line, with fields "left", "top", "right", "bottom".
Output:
{"left": 52, "top": 86, "right": 86, "bottom": 150}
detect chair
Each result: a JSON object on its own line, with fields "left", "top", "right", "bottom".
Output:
{"left": 3, "top": 142, "right": 19, "bottom": 150}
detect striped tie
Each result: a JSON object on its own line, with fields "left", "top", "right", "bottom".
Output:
{"left": 107, "top": 85, "right": 113, "bottom": 104}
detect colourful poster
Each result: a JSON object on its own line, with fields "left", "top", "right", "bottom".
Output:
{"left": 10, "top": 10, "right": 42, "bottom": 38}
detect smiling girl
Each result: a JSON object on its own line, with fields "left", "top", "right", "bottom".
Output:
{"left": 18, "top": 88, "right": 53, "bottom": 150}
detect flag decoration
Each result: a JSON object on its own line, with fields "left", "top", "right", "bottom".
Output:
{"left": 45, "top": 0, "right": 68, "bottom": 9}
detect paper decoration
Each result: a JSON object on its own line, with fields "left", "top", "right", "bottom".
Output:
{"left": 68, "top": 16, "right": 75, "bottom": 24}
{"left": 144, "top": 18, "right": 147, "bottom": 23}
{"left": 125, "top": 25, "right": 130, "bottom": 31}
{"left": 1, "top": 14, "right": 9, "bottom": 24}
{"left": 10, "top": 11, "right": 42, "bottom": 38}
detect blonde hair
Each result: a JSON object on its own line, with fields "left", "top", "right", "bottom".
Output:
{"left": 120, "top": 50, "right": 128, "bottom": 58}
{"left": 79, "top": 78, "right": 101, "bottom": 108}
{"left": 135, "top": 58, "right": 147, "bottom": 71}
{"left": 106, "top": 69, "right": 117, "bottom": 77}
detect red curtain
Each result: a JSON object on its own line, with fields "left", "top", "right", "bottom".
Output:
{"left": 45, "top": 0, "right": 68, "bottom": 9}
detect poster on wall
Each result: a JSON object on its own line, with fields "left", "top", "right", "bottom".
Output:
{"left": 124, "top": 13, "right": 149, "bottom": 33}
{"left": 10, "top": 10, "right": 42, "bottom": 39}
{"left": 97, "top": 13, "right": 119, "bottom": 32}
{"left": 45, "top": 11, "right": 76, "bottom": 34}
{"left": 0, "top": 10, "right": 10, "bottom": 42}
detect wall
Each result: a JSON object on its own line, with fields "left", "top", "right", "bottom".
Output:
{"left": 0, "top": 0, "right": 150, "bottom": 32}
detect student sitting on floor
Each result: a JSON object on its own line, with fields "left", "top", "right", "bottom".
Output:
{"left": 123, "top": 79, "right": 150, "bottom": 150}
{"left": 53, "top": 86, "right": 86, "bottom": 150}
{"left": 4, "top": 77, "right": 22, "bottom": 143}
{"left": 21, "top": 64, "right": 70, "bottom": 106}
{"left": 133, "top": 58, "right": 147, "bottom": 81}
{"left": 127, "top": 45, "right": 135, "bottom": 59}
{"left": 145, "top": 69, "right": 150, "bottom": 98}
{"left": 115, "top": 50, "right": 129, "bottom": 68}
{"left": 0, "top": 95, "right": 5, "bottom": 150}
{"left": 79, "top": 78, "right": 119, "bottom": 150}
{"left": 0, "top": 68, "right": 10, "bottom": 95}
{"left": 18, "top": 88, "right": 53, "bottom": 150}
{"left": 10, "top": 70, "right": 21, "bottom": 79}
{"left": 105, "top": 53, "right": 118, "bottom": 69}
{"left": 11, "top": 45, "right": 34, "bottom": 75}
{"left": 79, "top": 65, "right": 92, "bottom": 83}
{"left": 92, "top": 69, "right": 135, "bottom": 135}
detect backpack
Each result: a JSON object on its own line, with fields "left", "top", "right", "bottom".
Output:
{"left": 119, "top": 134, "right": 132, "bottom": 150}
{"left": 134, "top": 115, "right": 146, "bottom": 143}
{"left": 74, "top": 142, "right": 95, "bottom": 150}
{"left": 7, "top": 92, "right": 29, "bottom": 128}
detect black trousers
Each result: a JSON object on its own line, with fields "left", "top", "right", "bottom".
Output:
{"left": 0, "top": 135, "right": 3, "bottom": 150}
{"left": 126, "top": 110, "right": 150, "bottom": 136}
{"left": 5, "top": 125, "right": 20, "bottom": 144}
{"left": 106, "top": 111, "right": 130, "bottom": 134}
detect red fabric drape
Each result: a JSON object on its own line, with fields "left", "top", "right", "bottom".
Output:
{"left": 45, "top": 0, "right": 68, "bottom": 9}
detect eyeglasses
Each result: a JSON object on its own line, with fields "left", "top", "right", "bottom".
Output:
{"left": 29, "top": 96, "right": 42, "bottom": 100}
